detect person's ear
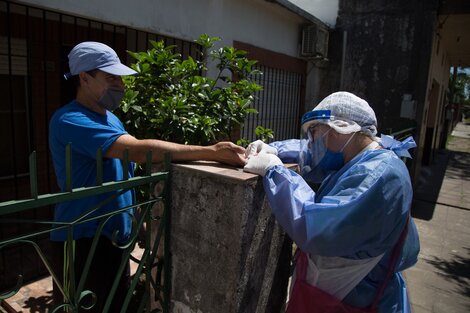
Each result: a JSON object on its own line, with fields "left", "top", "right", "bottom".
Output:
{"left": 79, "top": 72, "right": 89, "bottom": 85}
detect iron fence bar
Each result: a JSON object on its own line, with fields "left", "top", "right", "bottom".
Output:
{"left": 289, "top": 72, "right": 297, "bottom": 139}
{"left": 96, "top": 147, "right": 103, "bottom": 185}
{"left": 101, "top": 225, "right": 136, "bottom": 313}
{"left": 163, "top": 153, "right": 172, "bottom": 313}
{"left": 145, "top": 150, "right": 152, "bottom": 176}
{"left": 5, "top": 1, "right": 19, "bottom": 199}
{"left": 266, "top": 68, "right": 273, "bottom": 134}
{"left": 295, "top": 73, "right": 302, "bottom": 137}
{"left": 136, "top": 291, "right": 148, "bottom": 313}
{"left": 148, "top": 199, "right": 166, "bottom": 301}
{"left": 390, "top": 127, "right": 416, "bottom": 139}
{"left": 26, "top": 6, "right": 34, "bottom": 160}
{"left": 261, "top": 65, "right": 268, "bottom": 140}
{"left": 274, "top": 68, "right": 281, "bottom": 137}
{"left": 121, "top": 246, "right": 148, "bottom": 312}
{"left": 285, "top": 71, "right": 293, "bottom": 139}
{"left": 66, "top": 227, "right": 76, "bottom": 309}
{"left": 123, "top": 148, "right": 129, "bottom": 180}
{"left": 66, "top": 143, "right": 72, "bottom": 192}
{"left": 281, "top": 69, "right": 287, "bottom": 139}
{"left": 260, "top": 65, "right": 268, "bottom": 141}
{"left": 285, "top": 73, "right": 291, "bottom": 137}
{"left": 281, "top": 70, "right": 288, "bottom": 139}
{"left": 118, "top": 215, "right": 151, "bottom": 312}
{"left": 0, "top": 173, "right": 167, "bottom": 215}
{"left": 29, "top": 151, "right": 38, "bottom": 198}
{"left": 42, "top": 8, "right": 50, "bottom": 191}
{"left": 0, "top": 198, "right": 159, "bottom": 247}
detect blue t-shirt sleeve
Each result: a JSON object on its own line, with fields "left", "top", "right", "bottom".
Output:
{"left": 55, "top": 111, "right": 127, "bottom": 158}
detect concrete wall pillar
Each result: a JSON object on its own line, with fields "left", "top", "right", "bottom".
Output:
{"left": 169, "top": 162, "right": 292, "bottom": 313}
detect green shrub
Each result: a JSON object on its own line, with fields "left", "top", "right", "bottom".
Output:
{"left": 117, "top": 34, "right": 266, "bottom": 146}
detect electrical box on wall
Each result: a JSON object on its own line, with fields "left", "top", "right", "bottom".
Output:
{"left": 300, "top": 24, "right": 329, "bottom": 59}
{"left": 400, "top": 94, "right": 417, "bottom": 119}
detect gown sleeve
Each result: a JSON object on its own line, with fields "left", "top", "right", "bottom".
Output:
{"left": 269, "top": 139, "right": 307, "bottom": 163}
{"left": 263, "top": 152, "right": 411, "bottom": 258}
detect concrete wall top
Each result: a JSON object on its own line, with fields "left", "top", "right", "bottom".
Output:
{"left": 173, "top": 161, "right": 259, "bottom": 183}
{"left": 172, "top": 161, "right": 297, "bottom": 183}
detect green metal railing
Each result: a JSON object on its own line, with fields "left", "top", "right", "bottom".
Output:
{"left": 0, "top": 147, "right": 172, "bottom": 313}
{"left": 389, "top": 127, "right": 416, "bottom": 166}
{"left": 389, "top": 127, "right": 416, "bottom": 141}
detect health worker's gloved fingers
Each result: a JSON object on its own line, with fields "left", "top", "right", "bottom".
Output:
{"left": 245, "top": 140, "right": 277, "bottom": 158}
{"left": 243, "top": 152, "right": 283, "bottom": 176}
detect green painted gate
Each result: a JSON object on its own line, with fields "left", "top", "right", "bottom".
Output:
{"left": 0, "top": 148, "right": 172, "bottom": 313}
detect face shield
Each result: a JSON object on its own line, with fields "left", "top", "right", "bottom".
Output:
{"left": 299, "top": 110, "right": 357, "bottom": 183}
{"left": 299, "top": 110, "right": 333, "bottom": 183}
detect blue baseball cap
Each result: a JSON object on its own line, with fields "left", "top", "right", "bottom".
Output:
{"left": 64, "top": 41, "right": 137, "bottom": 79}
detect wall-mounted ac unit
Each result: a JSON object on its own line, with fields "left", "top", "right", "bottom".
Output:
{"left": 301, "top": 24, "right": 329, "bottom": 59}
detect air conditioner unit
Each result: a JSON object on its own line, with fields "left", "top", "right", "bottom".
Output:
{"left": 301, "top": 24, "right": 329, "bottom": 59}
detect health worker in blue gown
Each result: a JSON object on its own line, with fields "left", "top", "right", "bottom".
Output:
{"left": 243, "top": 91, "right": 420, "bottom": 313}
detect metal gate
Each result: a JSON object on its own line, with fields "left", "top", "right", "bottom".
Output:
{"left": 0, "top": 150, "right": 172, "bottom": 312}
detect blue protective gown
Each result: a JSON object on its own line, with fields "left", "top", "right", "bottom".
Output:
{"left": 267, "top": 138, "right": 420, "bottom": 313}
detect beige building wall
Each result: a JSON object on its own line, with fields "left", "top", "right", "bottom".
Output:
{"left": 424, "top": 29, "right": 452, "bottom": 152}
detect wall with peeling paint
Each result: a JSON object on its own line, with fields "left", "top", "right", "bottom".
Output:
{"left": 316, "top": 0, "right": 440, "bottom": 182}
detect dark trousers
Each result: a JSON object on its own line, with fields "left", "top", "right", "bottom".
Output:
{"left": 50, "top": 236, "right": 130, "bottom": 312}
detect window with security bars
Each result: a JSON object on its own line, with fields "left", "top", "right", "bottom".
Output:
{"left": 242, "top": 64, "right": 303, "bottom": 142}
{"left": 0, "top": 37, "right": 29, "bottom": 178}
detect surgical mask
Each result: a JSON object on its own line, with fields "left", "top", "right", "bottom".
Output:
{"left": 300, "top": 128, "right": 355, "bottom": 183}
{"left": 97, "top": 87, "right": 124, "bottom": 112}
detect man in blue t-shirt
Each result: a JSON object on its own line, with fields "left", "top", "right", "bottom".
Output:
{"left": 49, "top": 41, "right": 246, "bottom": 312}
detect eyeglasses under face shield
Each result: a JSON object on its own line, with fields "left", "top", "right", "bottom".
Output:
{"left": 301, "top": 110, "right": 333, "bottom": 141}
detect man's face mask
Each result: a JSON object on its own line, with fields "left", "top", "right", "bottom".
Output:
{"left": 97, "top": 86, "right": 124, "bottom": 112}
{"left": 88, "top": 72, "right": 124, "bottom": 112}
{"left": 300, "top": 125, "right": 355, "bottom": 183}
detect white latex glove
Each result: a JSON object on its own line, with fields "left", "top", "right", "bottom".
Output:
{"left": 245, "top": 140, "right": 278, "bottom": 158}
{"left": 243, "top": 152, "right": 283, "bottom": 176}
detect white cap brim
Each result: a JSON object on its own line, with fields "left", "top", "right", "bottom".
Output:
{"left": 99, "top": 63, "right": 137, "bottom": 76}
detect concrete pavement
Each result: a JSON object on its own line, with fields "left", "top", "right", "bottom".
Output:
{"left": 404, "top": 122, "right": 470, "bottom": 313}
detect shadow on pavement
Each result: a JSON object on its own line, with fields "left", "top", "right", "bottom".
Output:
{"left": 446, "top": 151, "right": 470, "bottom": 182}
{"left": 425, "top": 247, "right": 470, "bottom": 300}
{"left": 22, "top": 291, "right": 54, "bottom": 313}
{"left": 411, "top": 150, "right": 450, "bottom": 221}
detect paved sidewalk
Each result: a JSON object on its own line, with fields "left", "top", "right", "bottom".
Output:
{"left": 404, "top": 122, "right": 470, "bottom": 313}
{"left": 1, "top": 247, "right": 144, "bottom": 312}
